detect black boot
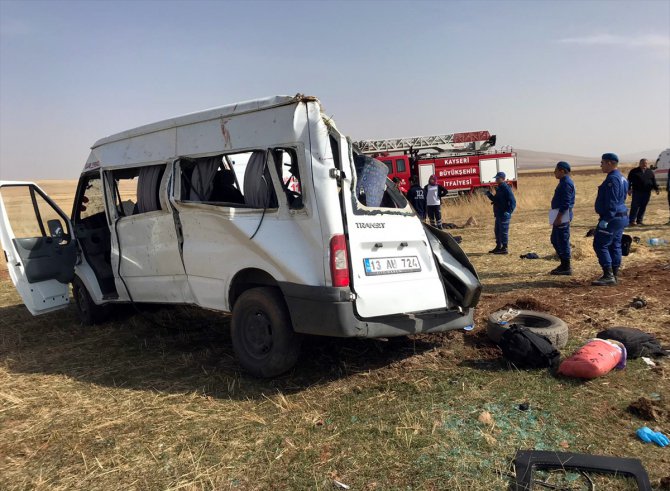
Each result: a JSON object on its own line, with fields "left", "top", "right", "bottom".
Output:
{"left": 493, "top": 245, "right": 508, "bottom": 255}
{"left": 591, "top": 266, "right": 616, "bottom": 286}
{"left": 489, "top": 244, "right": 501, "bottom": 253}
{"left": 613, "top": 265, "right": 619, "bottom": 280}
{"left": 550, "top": 258, "right": 572, "bottom": 275}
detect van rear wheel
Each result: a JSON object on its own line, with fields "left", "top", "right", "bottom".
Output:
{"left": 72, "top": 276, "right": 109, "bottom": 326}
{"left": 231, "top": 287, "right": 302, "bottom": 378}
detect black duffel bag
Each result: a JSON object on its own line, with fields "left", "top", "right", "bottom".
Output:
{"left": 597, "top": 326, "right": 668, "bottom": 358}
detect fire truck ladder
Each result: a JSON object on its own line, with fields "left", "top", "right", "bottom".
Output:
{"left": 354, "top": 130, "right": 495, "bottom": 155}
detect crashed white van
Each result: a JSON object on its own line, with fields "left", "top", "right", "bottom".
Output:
{"left": 0, "top": 95, "right": 480, "bottom": 377}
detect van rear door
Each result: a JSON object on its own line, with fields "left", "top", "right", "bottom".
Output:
{"left": 0, "top": 182, "right": 77, "bottom": 315}
{"left": 332, "top": 138, "right": 448, "bottom": 318}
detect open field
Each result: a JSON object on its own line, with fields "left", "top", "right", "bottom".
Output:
{"left": 1, "top": 170, "right": 670, "bottom": 490}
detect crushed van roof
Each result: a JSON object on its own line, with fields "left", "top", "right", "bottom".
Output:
{"left": 92, "top": 94, "right": 316, "bottom": 149}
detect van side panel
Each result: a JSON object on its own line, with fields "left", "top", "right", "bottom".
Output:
{"left": 173, "top": 103, "right": 326, "bottom": 312}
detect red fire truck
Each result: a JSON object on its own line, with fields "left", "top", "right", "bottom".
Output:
{"left": 354, "top": 131, "right": 517, "bottom": 196}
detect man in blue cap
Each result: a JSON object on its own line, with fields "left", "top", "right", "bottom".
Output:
{"left": 486, "top": 171, "right": 516, "bottom": 254}
{"left": 549, "top": 161, "right": 575, "bottom": 275}
{"left": 592, "top": 152, "right": 629, "bottom": 286}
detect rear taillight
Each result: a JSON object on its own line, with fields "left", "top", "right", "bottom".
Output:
{"left": 329, "top": 234, "right": 350, "bottom": 287}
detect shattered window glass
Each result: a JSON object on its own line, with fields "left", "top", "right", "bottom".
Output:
{"left": 354, "top": 155, "right": 407, "bottom": 209}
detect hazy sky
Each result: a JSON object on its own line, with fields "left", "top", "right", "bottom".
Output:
{"left": 1, "top": 0, "right": 669, "bottom": 179}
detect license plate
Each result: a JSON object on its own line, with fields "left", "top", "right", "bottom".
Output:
{"left": 363, "top": 256, "right": 421, "bottom": 276}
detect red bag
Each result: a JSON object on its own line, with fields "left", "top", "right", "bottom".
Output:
{"left": 558, "top": 339, "right": 626, "bottom": 379}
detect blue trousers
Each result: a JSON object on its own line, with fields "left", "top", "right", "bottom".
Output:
{"left": 551, "top": 223, "right": 571, "bottom": 259}
{"left": 494, "top": 215, "right": 510, "bottom": 247}
{"left": 593, "top": 216, "right": 628, "bottom": 268}
{"left": 629, "top": 191, "right": 651, "bottom": 224}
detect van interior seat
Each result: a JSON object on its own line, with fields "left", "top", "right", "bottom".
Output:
{"left": 211, "top": 169, "right": 244, "bottom": 204}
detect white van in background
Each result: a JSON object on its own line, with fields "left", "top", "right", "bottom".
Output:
{"left": 653, "top": 148, "right": 670, "bottom": 187}
{"left": 0, "top": 94, "right": 480, "bottom": 377}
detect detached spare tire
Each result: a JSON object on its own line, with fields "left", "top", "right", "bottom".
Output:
{"left": 487, "top": 309, "right": 568, "bottom": 349}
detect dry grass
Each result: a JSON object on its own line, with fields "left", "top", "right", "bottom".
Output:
{"left": 1, "top": 172, "right": 669, "bottom": 490}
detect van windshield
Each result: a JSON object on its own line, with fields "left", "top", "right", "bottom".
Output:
{"left": 353, "top": 155, "right": 407, "bottom": 209}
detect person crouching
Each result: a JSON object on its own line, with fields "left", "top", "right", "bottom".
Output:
{"left": 549, "top": 161, "right": 575, "bottom": 275}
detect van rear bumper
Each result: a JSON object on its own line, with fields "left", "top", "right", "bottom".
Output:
{"left": 279, "top": 282, "right": 475, "bottom": 338}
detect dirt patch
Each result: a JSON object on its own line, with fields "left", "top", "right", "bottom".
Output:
{"left": 499, "top": 296, "right": 553, "bottom": 314}
{"left": 627, "top": 397, "right": 666, "bottom": 422}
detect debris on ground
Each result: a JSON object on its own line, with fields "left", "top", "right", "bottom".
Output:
{"left": 333, "top": 480, "right": 351, "bottom": 490}
{"left": 596, "top": 327, "right": 669, "bottom": 358}
{"left": 642, "top": 357, "right": 656, "bottom": 367}
{"left": 628, "top": 397, "right": 665, "bottom": 422}
{"left": 463, "top": 216, "right": 478, "bottom": 227}
{"left": 636, "top": 426, "right": 669, "bottom": 447}
{"left": 517, "top": 402, "right": 530, "bottom": 411}
{"left": 558, "top": 339, "right": 626, "bottom": 379}
{"left": 478, "top": 410, "right": 494, "bottom": 425}
{"left": 499, "top": 325, "right": 561, "bottom": 369}
{"left": 631, "top": 296, "right": 648, "bottom": 309}
{"left": 513, "top": 450, "right": 652, "bottom": 490}
{"left": 500, "top": 296, "right": 552, "bottom": 313}
{"left": 519, "top": 252, "right": 539, "bottom": 259}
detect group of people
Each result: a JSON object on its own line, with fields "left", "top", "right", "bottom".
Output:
{"left": 547, "top": 153, "right": 667, "bottom": 286}
{"left": 398, "top": 153, "right": 668, "bottom": 288}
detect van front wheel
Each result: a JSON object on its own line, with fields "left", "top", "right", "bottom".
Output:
{"left": 231, "top": 287, "right": 302, "bottom": 378}
{"left": 72, "top": 277, "right": 109, "bottom": 326}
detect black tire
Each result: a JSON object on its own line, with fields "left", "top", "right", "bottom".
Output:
{"left": 231, "top": 287, "right": 302, "bottom": 378}
{"left": 486, "top": 309, "right": 568, "bottom": 349}
{"left": 72, "top": 276, "right": 109, "bottom": 326}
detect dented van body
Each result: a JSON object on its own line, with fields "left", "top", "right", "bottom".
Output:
{"left": 0, "top": 95, "right": 480, "bottom": 376}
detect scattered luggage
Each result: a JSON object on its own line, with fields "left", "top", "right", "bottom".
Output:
{"left": 596, "top": 327, "right": 668, "bottom": 358}
{"left": 498, "top": 325, "right": 561, "bottom": 369}
{"left": 558, "top": 338, "right": 626, "bottom": 379}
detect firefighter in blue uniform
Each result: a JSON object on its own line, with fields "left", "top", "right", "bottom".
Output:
{"left": 592, "top": 153, "right": 629, "bottom": 286}
{"left": 549, "top": 161, "right": 576, "bottom": 275}
{"left": 486, "top": 171, "right": 516, "bottom": 254}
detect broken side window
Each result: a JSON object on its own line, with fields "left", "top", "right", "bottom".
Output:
{"left": 77, "top": 175, "right": 106, "bottom": 221}
{"left": 273, "top": 147, "right": 304, "bottom": 209}
{"left": 353, "top": 155, "right": 407, "bottom": 209}
{"left": 109, "top": 164, "right": 165, "bottom": 217}
{"left": 180, "top": 151, "right": 278, "bottom": 209}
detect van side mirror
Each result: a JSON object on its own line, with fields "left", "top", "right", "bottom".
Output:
{"left": 47, "top": 219, "right": 64, "bottom": 239}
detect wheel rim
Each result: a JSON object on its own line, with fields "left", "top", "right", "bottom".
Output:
{"left": 241, "top": 310, "right": 273, "bottom": 359}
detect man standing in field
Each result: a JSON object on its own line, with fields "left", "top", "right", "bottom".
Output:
{"left": 549, "top": 161, "right": 575, "bottom": 275}
{"left": 627, "top": 158, "right": 659, "bottom": 226}
{"left": 486, "top": 171, "right": 516, "bottom": 254}
{"left": 407, "top": 176, "right": 426, "bottom": 220}
{"left": 424, "top": 175, "right": 448, "bottom": 228}
{"left": 592, "top": 153, "right": 628, "bottom": 286}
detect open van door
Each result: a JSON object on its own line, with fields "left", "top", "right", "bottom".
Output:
{"left": 330, "top": 136, "right": 449, "bottom": 318}
{"left": 0, "top": 182, "right": 77, "bottom": 315}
